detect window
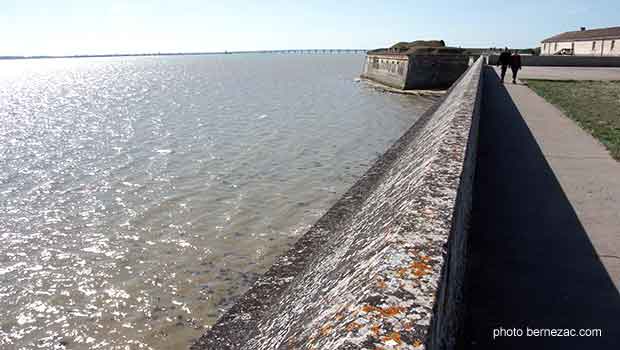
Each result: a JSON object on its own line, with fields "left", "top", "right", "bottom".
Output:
{"left": 592, "top": 41, "right": 596, "bottom": 51}
{"left": 554, "top": 42, "right": 558, "bottom": 51}
{"left": 612, "top": 40, "right": 616, "bottom": 51}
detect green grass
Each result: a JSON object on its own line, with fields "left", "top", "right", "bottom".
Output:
{"left": 525, "top": 79, "right": 620, "bottom": 161}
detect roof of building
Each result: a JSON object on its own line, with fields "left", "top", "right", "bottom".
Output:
{"left": 368, "top": 40, "right": 464, "bottom": 56}
{"left": 390, "top": 40, "right": 445, "bottom": 50}
{"left": 542, "top": 26, "right": 620, "bottom": 43}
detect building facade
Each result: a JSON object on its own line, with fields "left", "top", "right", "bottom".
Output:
{"left": 541, "top": 26, "right": 620, "bottom": 56}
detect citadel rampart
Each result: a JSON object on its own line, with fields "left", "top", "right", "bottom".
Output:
{"left": 192, "top": 57, "right": 484, "bottom": 350}
{"left": 361, "top": 42, "right": 471, "bottom": 90}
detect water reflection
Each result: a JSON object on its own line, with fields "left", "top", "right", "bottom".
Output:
{"left": 0, "top": 54, "right": 435, "bottom": 349}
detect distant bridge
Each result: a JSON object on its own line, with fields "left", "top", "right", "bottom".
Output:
{"left": 226, "top": 49, "right": 368, "bottom": 54}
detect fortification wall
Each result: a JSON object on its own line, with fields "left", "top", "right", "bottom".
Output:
{"left": 489, "top": 54, "right": 620, "bottom": 66}
{"left": 406, "top": 55, "right": 470, "bottom": 89}
{"left": 362, "top": 54, "right": 470, "bottom": 90}
{"left": 192, "top": 57, "right": 484, "bottom": 350}
{"left": 362, "top": 55, "right": 410, "bottom": 89}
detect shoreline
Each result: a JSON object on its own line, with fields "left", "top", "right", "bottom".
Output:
{"left": 358, "top": 77, "right": 447, "bottom": 96}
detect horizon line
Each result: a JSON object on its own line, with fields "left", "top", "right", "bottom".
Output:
{"left": 0, "top": 49, "right": 372, "bottom": 61}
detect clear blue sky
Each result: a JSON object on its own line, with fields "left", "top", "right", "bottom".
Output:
{"left": 2, "top": 0, "right": 619, "bottom": 56}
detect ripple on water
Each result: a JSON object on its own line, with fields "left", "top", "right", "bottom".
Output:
{"left": 0, "top": 54, "right": 436, "bottom": 349}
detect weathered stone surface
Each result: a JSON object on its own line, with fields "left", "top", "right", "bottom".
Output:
{"left": 192, "top": 58, "right": 484, "bottom": 350}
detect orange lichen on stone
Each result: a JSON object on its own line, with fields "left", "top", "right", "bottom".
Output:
{"left": 319, "top": 324, "right": 332, "bottom": 337}
{"left": 361, "top": 304, "right": 405, "bottom": 317}
{"left": 376, "top": 279, "right": 387, "bottom": 289}
{"left": 396, "top": 267, "right": 408, "bottom": 278}
{"left": 419, "top": 255, "right": 431, "bottom": 262}
{"left": 413, "top": 339, "right": 423, "bottom": 347}
{"left": 410, "top": 261, "right": 432, "bottom": 277}
{"left": 380, "top": 306, "right": 404, "bottom": 317}
{"left": 362, "top": 304, "right": 379, "bottom": 313}
{"left": 371, "top": 324, "right": 381, "bottom": 336}
{"left": 381, "top": 332, "right": 402, "bottom": 345}
{"left": 346, "top": 322, "right": 362, "bottom": 332}
{"left": 403, "top": 322, "right": 414, "bottom": 331}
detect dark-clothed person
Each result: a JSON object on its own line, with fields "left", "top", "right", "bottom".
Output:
{"left": 510, "top": 52, "right": 522, "bottom": 84}
{"left": 497, "top": 48, "right": 511, "bottom": 83}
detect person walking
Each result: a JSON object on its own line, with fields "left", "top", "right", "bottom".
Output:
{"left": 497, "top": 47, "right": 511, "bottom": 83}
{"left": 510, "top": 51, "right": 522, "bottom": 84}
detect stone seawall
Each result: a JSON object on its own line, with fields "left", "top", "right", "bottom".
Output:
{"left": 192, "top": 57, "right": 484, "bottom": 350}
{"left": 488, "top": 54, "right": 620, "bottom": 67}
{"left": 362, "top": 55, "right": 410, "bottom": 90}
{"left": 362, "top": 55, "right": 470, "bottom": 90}
{"left": 405, "top": 55, "right": 470, "bottom": 89}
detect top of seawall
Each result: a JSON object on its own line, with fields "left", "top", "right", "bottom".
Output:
{"left": 192, "top": 57, "right": 484, "bottom": 350}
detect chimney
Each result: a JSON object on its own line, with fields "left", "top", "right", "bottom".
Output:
{"left": 580, "top": 27, "right": 586, "bottom": 31}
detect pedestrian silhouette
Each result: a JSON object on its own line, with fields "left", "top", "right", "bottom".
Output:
{"left": 510, "top": 51, "right": 522, "bottom": 84}
{"left": 497, "top": 47, "right": 511, "bottom": 83}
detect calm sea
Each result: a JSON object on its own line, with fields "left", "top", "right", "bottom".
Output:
{"left": 0, "top": 54, "right": 435, "bottom": 349}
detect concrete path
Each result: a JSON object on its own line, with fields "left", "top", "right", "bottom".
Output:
{"left": 491, "top": 66, "right": 620, "bottom": 287}
{"left": 466, "top": 67, "right": 620, "bottom": 349}
{"left": 509, "top": 66, "right": 620, "bottom": 81}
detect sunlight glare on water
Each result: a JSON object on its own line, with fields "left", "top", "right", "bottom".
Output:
{"left": 0, "top": 54, "right": 435, "bottom": 349}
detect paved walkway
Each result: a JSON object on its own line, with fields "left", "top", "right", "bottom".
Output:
{"left": 491, "top": 66, "right": 620, "bottom": 287}
{"left": 466, "top": 67, "right": 620, "bottom": 349}
{"left": 509, "top": 66, "right": 620, "bottom": 81}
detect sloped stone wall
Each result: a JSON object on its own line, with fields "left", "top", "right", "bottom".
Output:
{"left": 192, "top": 57, "right": 484, "bottom": 350}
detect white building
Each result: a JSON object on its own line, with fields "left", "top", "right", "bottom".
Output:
{"left": 541, "top": 26, "right": 620, "bottom": 56}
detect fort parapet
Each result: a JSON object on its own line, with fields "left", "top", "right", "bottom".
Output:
{"left": 192, "top": 57, "right": 484, "bottom": 350}
{"left": 361, "top": 41, "right": 471, "bottom": 90}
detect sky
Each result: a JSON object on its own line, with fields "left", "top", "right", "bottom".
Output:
{"left": 2, "top": 0, "right": 620, "bottom": 56}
